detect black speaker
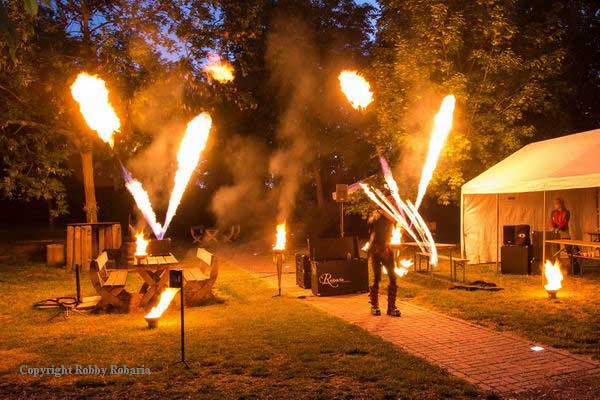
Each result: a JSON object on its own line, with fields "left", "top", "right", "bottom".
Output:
{"left": 515, "top": 225, "right": 531, "bottom": 246}
{"left": 501, "top": 246, "right": 531, "bottom": 274}
{"left": 295, "top": 253, "right": 311, "bottom": 289}
{"left": 311, "top": 259, "right": 368, "bottom": 296}
{"left": 503, "top": 225, "right": 516, "bottom": 245}
{"left": 308, "top": 237, "right": 358, "bottom": 261}
{"left": 503, "top": 225, "right": 530, "bottom": 246}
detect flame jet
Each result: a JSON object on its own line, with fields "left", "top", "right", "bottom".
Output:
{"left": 273, "top": 222, "right": 286, "bottom": 251}
{"left": 160, "top": 113, "right": 212, "bottom": 239}
{"left": 120, "top": 164, "right": 164, "bottom": 239}
{"left": 415, "top": 95, "right": 456, "bottom": 209}
{"left": 70, "top": 72, "right": 121, "bottom": 147}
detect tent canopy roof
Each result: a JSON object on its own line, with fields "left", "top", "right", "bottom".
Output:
{"left": 462, "top": 129, "right": 600, "bottom": 195}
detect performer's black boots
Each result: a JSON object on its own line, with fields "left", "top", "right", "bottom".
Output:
{"left": 387, "top": 285, "right": 401, "bottom": 317}
{"left": 369, "top": 286, "right": 381, "bottom": 316}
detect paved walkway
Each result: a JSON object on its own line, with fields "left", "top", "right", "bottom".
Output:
{"left": 218, "top": 246, "right": 600, "bottom": 395}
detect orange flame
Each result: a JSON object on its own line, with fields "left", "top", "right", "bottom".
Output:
{"left": 415, "top": 95, "right": 456, "bottom": 209}
{"left": 273, "top": 222, "right": 286, "bottom": 251}
{"left": 338, "top": 70, "right": 373, "bottom": 110}
{"left": 134, "top": 231, "right": 149, "bottom": 257}
{"left": 361, "top": 241, "right": 370, "bottom": 252}
{"left": 161, "top": 113, "right": 212, "bottom": 238}
{"left": 203, "top": 54, "right": 234, "bottom": 83}
{"left": 70, "top": 72, "right": 120, "bottom": 148}
{"left": 544, "top": 260, "right": 563, "bottom": 292}
{"left": 145, "top": 287, "right": 179, "bottom": 319}
{"left": 382, "top": 259, "right": 412, "bottom": 277}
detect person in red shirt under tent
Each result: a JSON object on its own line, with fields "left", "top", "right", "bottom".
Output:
{"left": 549, "top": 198, "right": 576, "bottom": 268}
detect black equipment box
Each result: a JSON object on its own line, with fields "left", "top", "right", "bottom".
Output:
{"left": 311, "top": 259, "right": 368, "bottom": 296}
{"left": 501, "top": 245, "right": 531, "bottom": 275}
{"left": 308, "top": 237, "right": 358, "bottom": 261}
{"left": 295, "top": 253, "right": 311, "bottom": 289}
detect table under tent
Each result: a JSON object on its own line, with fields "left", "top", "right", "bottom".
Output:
{"left": 460, "top": 129, "right": 600, "bottom": 270}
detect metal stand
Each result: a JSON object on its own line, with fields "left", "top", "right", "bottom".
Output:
{"left": 274, "top": 252, "right": 283, "bottom": 296}
{"left": 172, "top": 285, "right": 190, "bottom": 369}
{"left": 46, "top": 265, "right": 88, "bottom": 321}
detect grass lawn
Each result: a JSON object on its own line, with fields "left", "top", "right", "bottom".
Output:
{"left": 0, "top": 251, "right": 482, "bottom": 399}
{"left": 394, "top": 260, "right": 600, "bottom": 360}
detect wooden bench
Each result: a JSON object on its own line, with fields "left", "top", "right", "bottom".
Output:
{"left": 416, "top": 252, "right": 469, "bottom": 282}
{"left": 182, "top": 248, "right": 219, "bottom": 305}
{"left": 89, "top": 251, "right": 129, "bottom": 312}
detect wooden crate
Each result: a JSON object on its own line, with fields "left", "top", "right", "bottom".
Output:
{"left": 66, "top": 222, "right": 122, "bottom": 271}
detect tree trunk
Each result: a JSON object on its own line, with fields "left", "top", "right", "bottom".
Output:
{"left": 80, "top": 151, "right": 98, "bottom": 223}
{"left": 313, "top": 163, "right": 325, "bottom": 210}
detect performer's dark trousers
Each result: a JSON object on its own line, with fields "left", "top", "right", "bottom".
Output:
{"left": 368, "top": 246, "right": 397, "bottom": 309}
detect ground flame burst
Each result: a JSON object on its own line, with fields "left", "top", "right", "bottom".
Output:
{"left": 70, "top": 72, "right": 120, "bottom": 148}
{"left": 544, "top": 260, "right": 563, "bottom": 292}
{"left": 135, "top": 231, "right": 149, "bottom": 257}
{"left": 145, "top": 287, "right": 179, "bottom": 319}
{"left": 338, "top": 70, "right": 373, "bottom": 110}
{"left": 161, "top": 113, "right": 212, "bottom": 239}
{"left": 203, "top": 53, "right": 234, "bottom": 83}
{"left": 415, "top": 95, "right": 456, "bottom": 209}
{"left": 273, "top": 222, "right": 286, "bottom": 251}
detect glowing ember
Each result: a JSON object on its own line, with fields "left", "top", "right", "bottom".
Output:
{"left": 203, "top": 53, "right": 234, "bottom": 83}
{"left": 544, "top": 260, "right": 563, "bottom": 293}
{"left": 338, "top": 70, "right": 373, "bottom": 110}
{"left": 121, "top": 165, "right": 163, "bottom": 239}
{"left": 70, "top": 72, "right": 121, "bottom": 148}
{"left": 145, "top": 287, "right": 179, "bottom": 320}
{"left": 273, "top": 222, "right": 286, "bottom": 251}
{"left": 161, "top": 113, "right": 212, "bottom": 238}
{"left": 361, "top": 241, "right": 370, "bottom": 252}
{"left": 134, "top": 231, "right": 149, "bottom": 257}
{"left": 415, "top": 95, "right": 456, "bottom": 209}
{"left": 390, "top": 224, "right": 402, "bottom": 245}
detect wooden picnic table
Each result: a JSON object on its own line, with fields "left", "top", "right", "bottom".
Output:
{"left": 134, "top": 254, "right": 179, "bottom": 308}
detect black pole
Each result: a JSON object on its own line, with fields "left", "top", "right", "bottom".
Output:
{"left": 75, "top": 264, "right": 82, "bottom": 304}
{"left": 180, "top": 285, "right": 189, "bottom": 368}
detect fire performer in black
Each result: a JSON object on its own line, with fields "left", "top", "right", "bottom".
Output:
{"left": 367, "top": 209, "right": 401, "bottom": 317}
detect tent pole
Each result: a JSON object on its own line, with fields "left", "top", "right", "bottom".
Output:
{"left": 460, "top": 190, "right": 465, "bottom": 259}
{"left": 542, "top": 191, "right": 547, "bottom": 269}
{"left": 496, "top": 193, "right": 499, "bottom": 273}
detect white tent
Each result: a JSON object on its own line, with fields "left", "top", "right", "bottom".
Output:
{"left": 461, "top": 129, "right": 600, "bottom": 264}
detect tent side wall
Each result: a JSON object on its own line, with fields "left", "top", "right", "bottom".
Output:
{"left": 463, "top": 188, "right": 599, "bottom": 264}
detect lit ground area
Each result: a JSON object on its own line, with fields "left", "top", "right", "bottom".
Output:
{"left": 394, "top": 258, "right": 600, "bottom": 360}
{"left": 0, "top": 250, "right": 481, "bottom": 399}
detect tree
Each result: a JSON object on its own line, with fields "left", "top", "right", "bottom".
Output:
{"left": 0, "top": 0, "right": 215, "bottom": 223}
{"left": 371, "top": 0, "right": 567, "bottom": 204}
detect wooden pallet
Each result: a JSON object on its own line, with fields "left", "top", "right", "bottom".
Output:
{"left": 66, "top": 222, "right": 121, "bottom": 271}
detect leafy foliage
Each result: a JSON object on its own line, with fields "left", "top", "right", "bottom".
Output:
{"left": 372, "top": 0, "right": 568, "bottom": 204}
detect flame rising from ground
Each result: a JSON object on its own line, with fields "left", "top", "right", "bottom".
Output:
{"left": 160, "top": 113, "right": 212, "bottom": 239}
{"left": 338, "top": 70, "right": 373, "bottom": 110}
{"left": 273, "top": 222, "right": 286, "bottom": 251}
{"left": 145, "top": 287, "right": 179, "bottom": 319}
{"left": 70, "top": 72, "right": 120, "bottom": 148}
{"left": 415, "top": 95, "right": 456, "bottom": 209}
{"left": 203, "top": 54, "right": 234, "bottom": 83}
{"left": 390, "top": 224, "right": 402, "bottom": 245}
{"left": 135, "top": 231, "right": 149, "bottom": 256}
{"left": 544, "top": 260, "right": 563, "bottom": 292}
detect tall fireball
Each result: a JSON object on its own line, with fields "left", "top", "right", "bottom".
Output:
{"left": 70, "top": 72, "right": 121, "bottom": 148}
{"left": 338, "top": 70, "right": 373, "bottom": 110}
